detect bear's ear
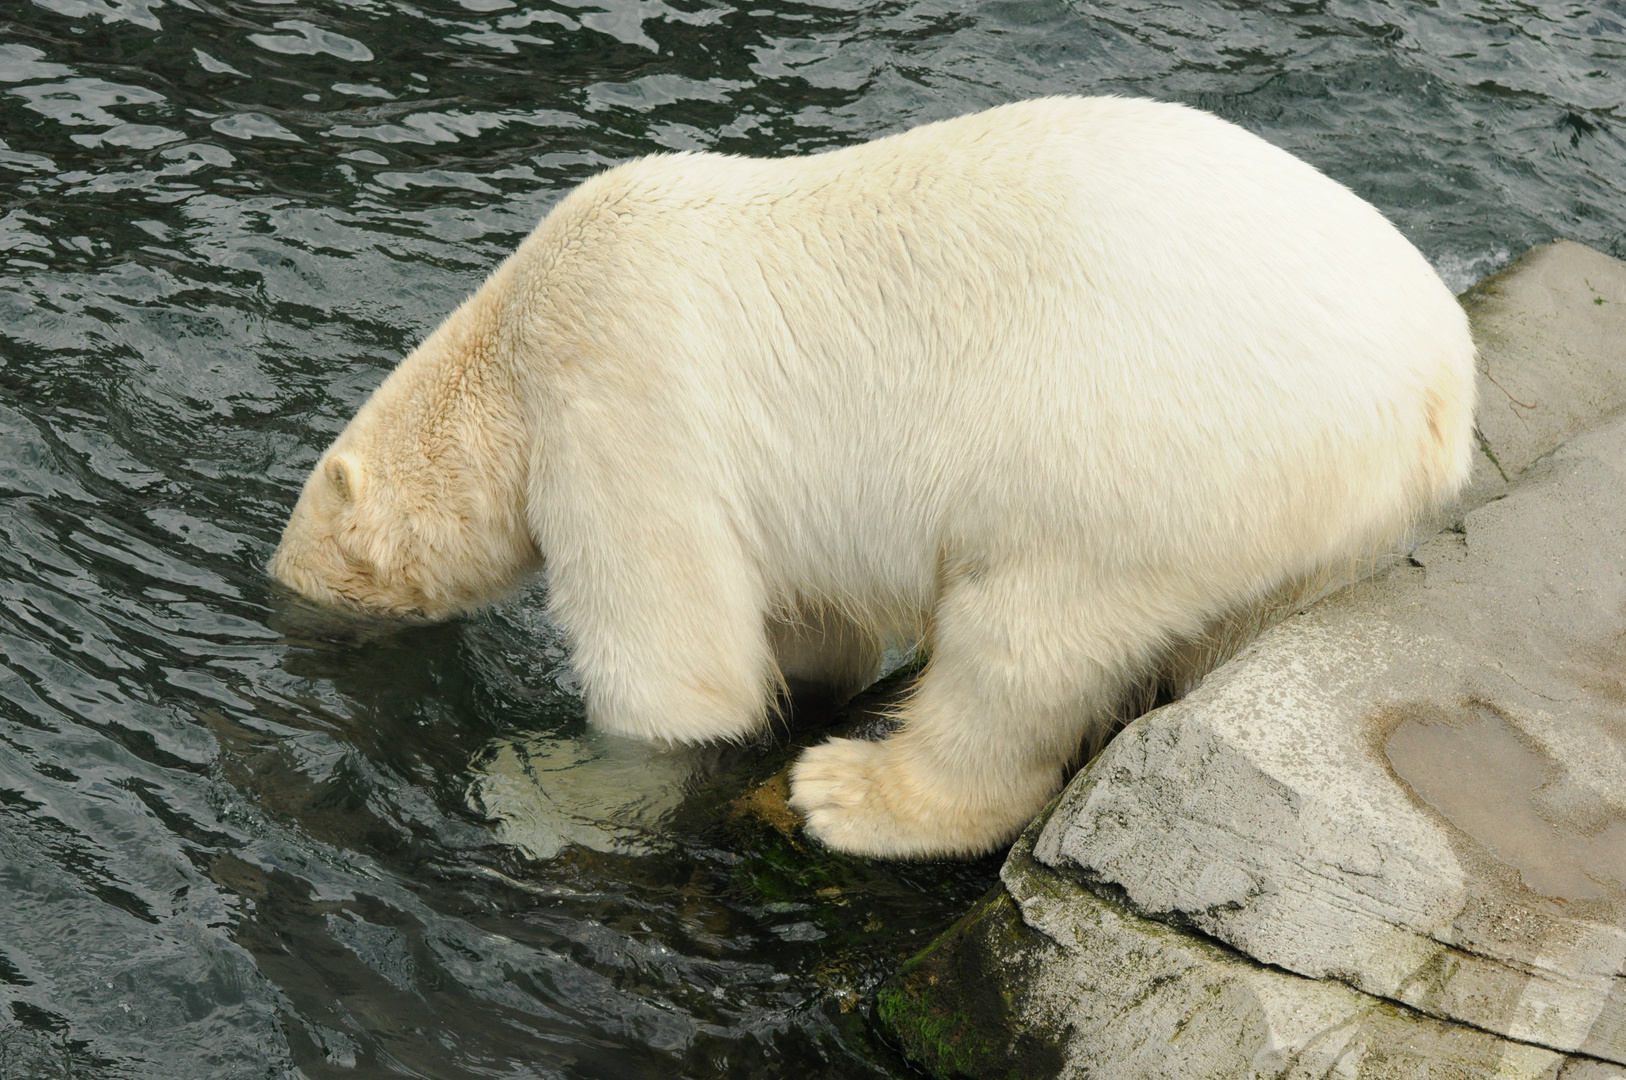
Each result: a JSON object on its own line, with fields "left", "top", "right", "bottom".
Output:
{"left": 324, "top": 454, "right": 362, "bottom": 503}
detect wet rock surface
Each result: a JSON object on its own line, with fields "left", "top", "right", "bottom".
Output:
{"left": 882, "top": 245, "right": 1626, "bottom": 1078}
{"left": 886, "top": 822, "right": 1623, "bottom": 1079}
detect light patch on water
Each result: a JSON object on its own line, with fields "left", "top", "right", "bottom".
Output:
{"left": 470, "top": 732, "right": 720, "bottom": 860}
{"left": 70, "top": 122, "right": 184, "bottom": 149}
{"left": 374, "top": 169, "right": 500, "bottom": 195}
{"left": 331, "top": 82, "right": 394, "bottom": 100}
{"left": 11, "top": 76, "right": 167, "bottom": 129}
{"left": 192, "top": 49, "right": 243, "bottom": 77}
{"left": 210, "top": 112, "right": 302, "bottom": 142}
{"left": 0, "top": 44, "right": 73, "bottom": 84}
{"left": 248, "top": 20, "right": 375, "bottom": 63}
{"left": 1435, "top": 248, "right": 1513, "bottom": 295}
{"left": 31, "top": 0, "right": 166, "bottom": 32}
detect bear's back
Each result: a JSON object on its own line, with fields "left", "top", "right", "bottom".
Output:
{"left": 521, "top": 96, "right": 1474, "bottom": 609}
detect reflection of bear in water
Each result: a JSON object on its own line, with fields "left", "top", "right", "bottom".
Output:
{"left": 270, "top": 97, "right": 1477, "bottom": 859}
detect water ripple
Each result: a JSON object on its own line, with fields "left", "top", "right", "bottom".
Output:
{"left": 0, "top": 0, "right": 1623, "bottom": 1076}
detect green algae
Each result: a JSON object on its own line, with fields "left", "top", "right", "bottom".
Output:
{"left": 877, "top": 888, "right": 1067, "bottom": 1080}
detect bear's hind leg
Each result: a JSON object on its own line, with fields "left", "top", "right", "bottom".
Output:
{"left": 788, "top": 568, "right": 1168, "bottom": 858}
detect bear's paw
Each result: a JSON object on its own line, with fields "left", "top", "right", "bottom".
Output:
{"left": 789, "top": 737, "right": 1016, "bottom": 860}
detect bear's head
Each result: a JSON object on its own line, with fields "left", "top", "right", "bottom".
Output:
{"left": 270, "top": 289, "right": 540, "bottom": 622}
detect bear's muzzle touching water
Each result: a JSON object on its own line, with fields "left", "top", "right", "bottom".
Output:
{"left": 270, "top": 96, "right": 1477, "bottom": 859}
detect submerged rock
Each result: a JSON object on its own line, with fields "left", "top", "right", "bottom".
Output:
{"left": 881, "top": 241, "right": 1626, "bottom": 1078}
{"left": 469, "top": 731, "right": 721, "bottom": 859}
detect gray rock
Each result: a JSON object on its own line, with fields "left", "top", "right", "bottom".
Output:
{"left": 882, "top": 816, "right": 1621, "bottom": 1079}
{"left": 884, "top": 241, "right": 1626, "bottom": 1077}
{"left": 1464, "top": 240, "right": 1626, "bottom": 496}
{"left": 1037, "top": 417, "right": 1626, "bottom": 1057}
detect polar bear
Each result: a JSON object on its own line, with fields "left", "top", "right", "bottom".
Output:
{"left": 270, "top": 96, "right": 1476, "bottom": 859}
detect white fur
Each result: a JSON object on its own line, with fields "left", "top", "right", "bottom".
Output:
{"left": 271, "top": 97, "right": 1477, "bottom": 858}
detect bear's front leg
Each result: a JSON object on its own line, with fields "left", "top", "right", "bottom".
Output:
{"left": 788, "top": 566, "right": 1164, "bottom": 857}
{"left": 537, "top": 489, "right": 779, "bottom": 745}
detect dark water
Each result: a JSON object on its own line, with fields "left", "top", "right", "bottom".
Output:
{"left": 0, "top": 0, "right": 1622, "bottom": 1076}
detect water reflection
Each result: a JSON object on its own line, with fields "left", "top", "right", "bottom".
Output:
{"left": 0, "top": 0, "right": 1623, "bottom": 1075}
{"left": 473, "top": 731, "right": 723, "bottom": 861}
